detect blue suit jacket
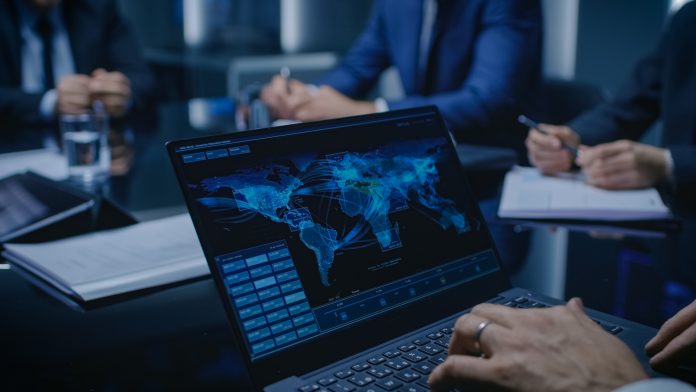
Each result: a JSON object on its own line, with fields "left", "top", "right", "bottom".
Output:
{"left": 569, "top": 2, "right": 696, "bottom": 197}
{"left": 316, "top": 0, "right": 542, "bottom": 151}
{"left": 0, "top": 0, "right": 155, "bottom": 139}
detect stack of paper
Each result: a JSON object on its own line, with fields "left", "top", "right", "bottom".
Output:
{"left": 498, "top": 166, "right": 671, "bottom": 221}
{"left": 3, "top": 214, "right": 208, "bottom": 302}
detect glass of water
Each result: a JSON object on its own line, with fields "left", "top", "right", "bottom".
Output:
{"left": 59, "top": 110, "right": 110, "bottom": 185}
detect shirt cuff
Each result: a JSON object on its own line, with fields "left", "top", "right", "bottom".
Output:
{"left": 374, "top": 97, "right": 389, "bottom": 113}
{"left": 613, "top": 378, "right": 696, "bottom": 392}
{"left": 39, "top": 89, "right": 58, "bottom": 120}
{"left": 665, "top": 148, "right": 675, "bottom": 182}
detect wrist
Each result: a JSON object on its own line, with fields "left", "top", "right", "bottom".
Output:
{"left": 39, "top": 89, "right": 58, "bottom": 120}
{"left": 355, "top": 101, "right": 377, "bottom": 116}
{"left": 663, "top": 148, "right": 674, "bottom": 182}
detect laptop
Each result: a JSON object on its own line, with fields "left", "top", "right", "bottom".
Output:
{"left": 166, "top": 107, "right": 659, "bottom": 391}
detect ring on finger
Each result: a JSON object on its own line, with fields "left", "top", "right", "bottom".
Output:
{"left": 474, "top": 320, "right": 492, "bottom": 356}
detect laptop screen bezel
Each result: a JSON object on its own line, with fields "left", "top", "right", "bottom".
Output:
{"left": 166, "top": 107, "right": 513, "bottom": 388}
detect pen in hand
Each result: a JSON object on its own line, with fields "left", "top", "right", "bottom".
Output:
{"left": 280, "top": 66, "right": 292, "bottom": 95}
{"left": 518, "top": 114, "right": 582, "bottom": 158}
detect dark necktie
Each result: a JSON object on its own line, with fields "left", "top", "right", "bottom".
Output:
{"left": 423, "top": 0, "right": 452, "bottom": 96}
{"left": 36, "top": 15, "right": 55, "bottom": 91}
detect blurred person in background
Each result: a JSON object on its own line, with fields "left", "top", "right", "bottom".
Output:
{"left": 0, "top": 0, "right": 155, "bottom": 173}
{"left": 526, "top": 2, "right": 696, "bottom": 202}
{"left": 262, "top": 0, "right": 543, "bottom": 271}
{"left": 262, "top": 0, "right": 542, "bottom": 155}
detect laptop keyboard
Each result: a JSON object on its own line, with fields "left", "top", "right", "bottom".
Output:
{"left": 297, "top": 296, "right": 623, "bottom": 392}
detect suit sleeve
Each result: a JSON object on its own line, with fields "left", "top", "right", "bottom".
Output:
{"left": 613, "top": 379, "right": 696, "bottom": 392}
{"left": 314, "top": 0, "right": 391, "bottom": 98}
{"left": 668, "top": 145, "right": 696, "bottom": 191}
{"left": 101, "top": 0, "right": 155, "bottom": 114}
{"left": 388, "top": 0, "right": 542, "bottom": 136}
{"left": 0, "top": 88, "right": 46, "bottom": 135}
{"left": 568, "top": 34, "right": 665, "bottom": 145}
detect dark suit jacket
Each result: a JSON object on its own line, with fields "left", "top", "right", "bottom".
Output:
{"left": 569, "top": 2, "right": 696, "bottom": 195}
{"left": 316, "top": 0, "right": 542, "bottom": 152}
{"left": 0, "top": 0, "right": 155, "bottom": 137}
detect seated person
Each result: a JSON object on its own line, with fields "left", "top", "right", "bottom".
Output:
{"left": 262, "top": 0, "right": 542, "bottom": 154}
{"left": 428, "top": 297, "right": 696, "bottom": 391}
{"left": 0, "top": 0, "right": 155, "bottom": 172}
{"left": 526, "top": 2, "right": 696, "bottom": 198}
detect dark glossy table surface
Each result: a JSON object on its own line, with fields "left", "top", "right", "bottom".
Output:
{"left": 1, "top": 103, "right": 695, "bottom": 390}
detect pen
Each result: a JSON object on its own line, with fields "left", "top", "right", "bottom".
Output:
{"left": 518, "top": 114, "right": 582, "bottom": 158}
{"left": 280, "top": 66, "right": 292, "bottom": 95}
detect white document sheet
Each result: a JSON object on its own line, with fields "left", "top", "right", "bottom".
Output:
{"left": 0, "top": 149, "right": 68, "bottom": 180}
{"left": 3, "top": 214, "right": 208, "bottom": 301}
{"left": 498, "top": 166, "right": 671, "bottom": 221}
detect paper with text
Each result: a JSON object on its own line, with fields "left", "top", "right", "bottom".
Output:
{"left": 498, "top": 166, "right": 671, "bottom": 221}
{"left": 3, "top": 214, "right": 208, "bottom": 301}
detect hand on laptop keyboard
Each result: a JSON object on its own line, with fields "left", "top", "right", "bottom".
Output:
{"left": 428, "top": 298, "right": 648, "bottom": 392}
{"left": 646, "top": 298, "right": 696, "bottom": 375}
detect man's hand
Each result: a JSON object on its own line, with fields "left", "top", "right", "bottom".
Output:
{"left": 107, "top": 130, "right": 134, "bottom": 176}
{"left": 429, "top": 298, "right": 647, "bottom": 392}
{"left": 646, "top": 299, "right": 696, "bottom": 374}
{"left": 56, "top": 74, "right": 91, "bottom": 114}
{"left": 577, "top": 140, "right": 668, "bottom": 190}
{"left": 291, "top": 85, "right": 375, "bottom": 122}
{"left": 89, "top": 69, "right": 132, "bottom": 118}
{"left": 260, "top": 75, "right": 312, "bottom": 120}
{"left": 525, "top": 124, "right": 580, "bottom": 175}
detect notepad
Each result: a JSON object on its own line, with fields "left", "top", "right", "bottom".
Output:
{"left": 2, "top": 214, "right": 208, "bottom": 302}
{"left": 498, "top": 166, "right": 671, "bottom": 221}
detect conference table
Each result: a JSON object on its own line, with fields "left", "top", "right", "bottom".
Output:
{"left": 1, "top": 101, "right": 695, "bottom": 390}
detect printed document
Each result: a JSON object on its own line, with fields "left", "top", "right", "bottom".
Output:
{"left": 2, "top": 214, "right": 208, "bottom": 301}
{"left": 498, "top": 166, "right": 671, "bottom": 221}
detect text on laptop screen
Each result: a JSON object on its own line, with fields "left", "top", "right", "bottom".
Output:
{"left": 174, "top": 112, "right": 500, "bottom": 360}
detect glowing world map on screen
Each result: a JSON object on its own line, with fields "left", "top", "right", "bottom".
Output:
{"left": 195, "top": 139, "right": 469, "bottom": 287}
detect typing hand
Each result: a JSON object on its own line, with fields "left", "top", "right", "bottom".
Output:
{"left": 89, "top": 69, "right": 132, "bottom": 118}
{"left": 525, "top": 124, "right": 580, "bottom": 175}
{"left": 291, "top": 85, "right": 375, "bottom": 122}
{"left": 577, "top": 140, "right": 668, "bottom": 190}
{"left": 260, "top": 75, "right": 312, "bottom": 120}
{"left": 56, "top": 74, "right": 91, "bottom": 114}
{"left": 646, "top": 299, "right": 696, "bottom": 375}
{"left": 428, "top": 299, "right": 647, "bottom": 392}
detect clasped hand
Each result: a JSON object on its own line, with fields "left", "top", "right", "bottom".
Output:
{"left": 260, "top": 75, "right": 375, "bottom": 122}
{"left": 57, "top": 68, "right": 131, "bottom": 118}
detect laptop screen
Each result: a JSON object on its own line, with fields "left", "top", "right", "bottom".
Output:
{"left": 171, "top": 109, "right": 500, "bottom": 361}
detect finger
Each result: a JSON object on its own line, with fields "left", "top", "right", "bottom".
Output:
{"left": 62, "top": 93, "right": 92, "bottom": 108}
{"left": 97, "top": 95, "right": 129, "bottom": 108}
{"left": 59, "top": 78, "right": 91, "bottom": 93}
{"left": 579, "top": 140, "right": 632, "bottom": 166}
{"left": 532, "top": 158, "right": 573, "bottom": 176}
{"left": 588, "top": 171, "right": 638, "bottom": 190}
{"left": 286, "top": 94, "right": 314, "bottom": 114}
{"left": 450, "top": 313, "right": 510, "bottom": 357}
{"left": 470, "top": 303, "right": 520, "bottom": 328}
{"left": 294, "top": 105, "right": 322, "bottom": 122}
{"left": 650, "top": 322, "right": 696, "bottom": 371}
{"left": 647, "top": 300, "right": 696, "bottom": 356}
{"left": 565, "top": 297, "right": 597, "bottom": 326}
{"left": 527, "top": 129, "right": 562, "bottom": 150}
{"left": 90, "top": 80, "right": 131, "bottom": 96}
{"left": 585, "top": 151, "right": 635, "bottom": 180}
{"left": 91, "top": 68, "right": 107, "bottom": 77}
{"left": 429, "top": 355, "right": 501, "bottom": 392}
